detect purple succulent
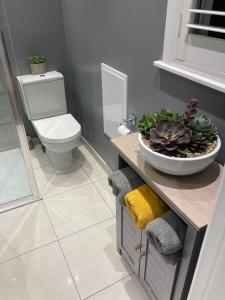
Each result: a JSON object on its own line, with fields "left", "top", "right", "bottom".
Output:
{"left": 150, "top": 121, "right": 192, "bottom": 155}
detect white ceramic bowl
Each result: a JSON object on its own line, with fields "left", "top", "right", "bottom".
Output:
{"left": 138, "top": 133, "right": 221, "bottom": 176}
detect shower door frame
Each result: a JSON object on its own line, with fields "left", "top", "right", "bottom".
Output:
{"left": 0, "top": 32, "right": 40, "bottom": 213}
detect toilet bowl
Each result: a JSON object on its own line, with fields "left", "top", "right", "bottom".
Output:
{"left": 17, "top": 71, "right": 82, "bottom": 170}
{"left": 32, "top": 113, "right": 81, "bottom": 170}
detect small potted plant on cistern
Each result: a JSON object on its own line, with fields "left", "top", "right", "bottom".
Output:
{"left": 28, "top": 55, "right": 46, "bottom": 75}
{"left": 138, "top": 99, "right": 221, "bottom": 176}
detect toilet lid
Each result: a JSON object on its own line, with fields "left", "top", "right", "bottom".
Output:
{"left": 32, "top": 114, "right": 81, "bottom": 144}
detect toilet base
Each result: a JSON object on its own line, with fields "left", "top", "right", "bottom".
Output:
{"left": 46, "top": 149, "right": 74, "bottom": 170}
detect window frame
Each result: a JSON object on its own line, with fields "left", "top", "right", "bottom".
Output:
{"left": 154, "top": 0, "right": 225, "bottom": 93}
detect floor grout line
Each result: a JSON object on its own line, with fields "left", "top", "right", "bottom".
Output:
{"left": 57, "top": 240, "right": 82, "bottom": 300}
{"left": 0, "top": 239, "right": 57, "bottom": 266}
{"left": 0, "top": 214, "right": 132, "bottom": 299}
{"left": 42, "top": 197, "right": 127, "bottom": 300}
{"left": 40, "top": 175, "right": 109, "bottom": 202}
{"left": 58, "top": 216, "right": 116, "bottom": 242}
{"left": 75, "top": 144, "right": 109, "bottom": 183}
{"left": 42, "top": 199, "right": 82, "bottom": 300}
{"left": 0, "top": 144, "right": 113, "bottom": 267}
{"left": 83, "top": 273, "right": 135, "bottom": 300}
{"left": 91, "top": 180, "right": 116, "bottom": 217}
{"left": 41, "top": 179, "right": 92, "bottom": 201}
{"left": 35, "top": 167, "right": 108, "bottom": 201}
{"left": 42, "top": 195, "right": 126, "bottom": 300}
{"left": 80, "top": 164, "right": 109, "bottom": 184}
{"left": 0, "top": 143, "right": 128, "bottom": 298}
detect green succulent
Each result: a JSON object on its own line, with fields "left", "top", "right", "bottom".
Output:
{"left": 150, "top": 121, "right": 192, "bottom": 157}
{"left": 28, "top": 55, "right": 46, "bottom": 64}
{"left": 188, "top": 116, "right": 218, "bottom": 152}
{"left": 138, "top": 109, "right": 180, "bottom": 139}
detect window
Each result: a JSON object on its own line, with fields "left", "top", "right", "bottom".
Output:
{"left": 195, "top": 0, "right": 225, "bottom": 40}
{"left": 154, "top": 0, "right": 225, "bottom": 93}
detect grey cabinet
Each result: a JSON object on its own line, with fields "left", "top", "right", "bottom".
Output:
{"left": 117, "top": 203, "right": 141, "bottom": 276}
{"left": 139, "top": 232, "right": 180, "bottom": 300}
{"left": 115, "top": 156, "right": 207, "bottom": 300}
{"left": 117, "top": 202, "right": 180, "bottom": 299}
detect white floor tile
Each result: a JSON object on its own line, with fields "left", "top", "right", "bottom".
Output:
{"left": 44, "top": 183, "right": 114, "bottom": 238}
{"left": 60, "top": 219, "right": 132, "bottom": 299}
{"left": 73, "top": 144, "right": 108, "bottom": 182}
{"left": 93, "top": 178, "right": 116, "bottom": 215}
{"left": 84, "top": 161, "right": 108, "bottom": 182}
{"left": 34, "top": 162, "right": 90, "bottom": 198}
{"left": 0, "top": 242, "right": 80, "bottom": 300}
{"left": 30, "top": 144, "right": 49, "bottom": 169}
{"left": 0, "top": 202, "right": 56, "bottom": 263}
{"left": 88, "top": 275, "right": 150, "bottom": 300}
{"left": 73, "top": 144, "right": 97, "bottom": 164}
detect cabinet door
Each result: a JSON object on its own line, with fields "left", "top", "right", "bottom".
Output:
{"left": 117, "top": 203, "right": 142, "bottom": 275}
{"left": 139, "top": 232, "right": 181, "bottom": 300}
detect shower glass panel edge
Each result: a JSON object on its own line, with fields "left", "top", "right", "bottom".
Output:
{"left": 0, "top": 32, "right": 40, "bottom": 212}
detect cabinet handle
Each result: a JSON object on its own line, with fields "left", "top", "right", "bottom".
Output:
{"left": 134, "top": 244, "right": 141, "bottom": 251}
{"left": 139, "top": 251, "right": 146, "bottom": 258}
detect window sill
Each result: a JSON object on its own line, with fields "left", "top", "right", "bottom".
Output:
{"left": 154, "top": 60, "right": 225, "bottom": 94}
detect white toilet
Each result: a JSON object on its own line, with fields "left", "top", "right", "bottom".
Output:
{"left": 17, "top": 71, "right": 81, "bottom": 170}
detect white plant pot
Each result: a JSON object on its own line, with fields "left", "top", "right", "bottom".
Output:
{"left": 30, "top": 63, "right": 46, "bottom": 75}
{"left": 138, "top": 133, "right": 221, "bottom": 176}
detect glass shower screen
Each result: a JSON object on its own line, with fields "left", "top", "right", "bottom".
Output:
{"left": 0, "top": 33, "right": 39, "bottom": 210}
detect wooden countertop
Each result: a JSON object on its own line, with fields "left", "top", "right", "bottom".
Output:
{"left": 111, "top": 133, "right": 223, "bottom": 230}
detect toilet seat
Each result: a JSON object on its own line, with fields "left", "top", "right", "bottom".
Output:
{"left": 32, "top": 113, "right": 81, "bottom": 144}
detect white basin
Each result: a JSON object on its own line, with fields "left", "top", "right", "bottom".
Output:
{"left": 138, "top": 133, "right": 221, "bottom": 176}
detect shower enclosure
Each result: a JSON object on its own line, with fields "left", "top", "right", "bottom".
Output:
{"left": 0, "top": 33, "right": 39, "bottom": 212}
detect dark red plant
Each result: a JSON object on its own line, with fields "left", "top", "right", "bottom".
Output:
{"left": 181, "top": 98, "right": 198, "bottom": 125}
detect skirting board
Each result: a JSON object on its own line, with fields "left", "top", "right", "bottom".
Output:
{"left": 81, "top": 136, "right": 112, "bottom": 175}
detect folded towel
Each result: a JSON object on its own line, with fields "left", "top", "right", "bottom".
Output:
{"left": 146, "top": 210, "right": 186, "bottom": 255}
{"left": 108, "top": 167, "right": 143, "bottom": 205}
{"left": 124, "top": 184, "right": 169, "bottom": 230}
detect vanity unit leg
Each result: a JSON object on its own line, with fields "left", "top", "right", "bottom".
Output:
{"left": 116, "top": 199, "right": 122, "bottom": 255}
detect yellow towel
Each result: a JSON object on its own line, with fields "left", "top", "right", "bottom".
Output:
{"left": 124, "top": 184, "right": 168, "bottom": 230}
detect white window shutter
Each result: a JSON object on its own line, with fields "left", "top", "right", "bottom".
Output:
{"left": 186, "top": 9, "right": 225, "bottom": 34}
{"left": 176, "top": 0, "right": 198, "bottom": 61}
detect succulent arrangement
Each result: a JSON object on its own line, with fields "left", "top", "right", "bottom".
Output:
{"left": 138, "top": 99, "right": 218, "bottom": 158}
{"left": 28, "top": 55, "right": 46, "bottom": 64}
{"left": 138, "top": 109, "right": 180, "bottom": 139}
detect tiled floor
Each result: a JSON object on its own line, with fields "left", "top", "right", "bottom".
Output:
{"left": 0, "top": 142, "right": 150, "bottom": 300}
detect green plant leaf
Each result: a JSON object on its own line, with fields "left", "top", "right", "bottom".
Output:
{"left": 28, "top": 55, "right": 46, "bottom": 64}
{"left": 138, "top": 109, "right": 181, "bottom": 139}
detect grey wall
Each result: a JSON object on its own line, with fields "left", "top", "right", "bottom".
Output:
{"left": 61, "top": 0, "right": 225, "bottom": 169}
{"left": 1, "top": 0, "right": 224, "bottom": 168}
{"left": 0, "top": 0, "right": 69, "bottom": 136}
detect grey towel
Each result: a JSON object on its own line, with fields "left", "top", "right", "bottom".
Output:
{"left": 146, "top": 210, "right": 186, "bottom": 255}
{"left": 108, "top": 167, "right": 143, "bottom": 205}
